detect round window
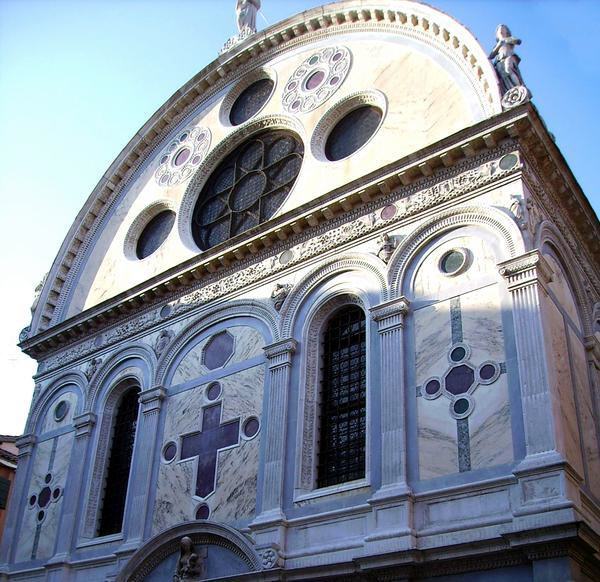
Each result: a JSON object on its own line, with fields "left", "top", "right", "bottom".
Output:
{"left": 136, "top": 210, "right": 176, "bottom": 260}
{"left": 191, "top": 130, "right": 304, "bottom": 251}
{"left": 230, "top": 78, "right": 275, "bottom": 126}
{"left": 439, "top": 249, "right": 468, "bottom": 275}
{"left": 54, "top": 400, "right": 69, "bottom": 422}
{"left": 325, "top": 106, "right": 382, "bottom": 161}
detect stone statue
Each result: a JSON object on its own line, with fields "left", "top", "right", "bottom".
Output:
{"left": 236, "top": 0, "right": 261, "bottom": 34}
{"left": 30, "top": 273, "right": 48, "bottom": 314}
{"left": 173, "top": 536, "right": 206, "bottom": 581}
{"left": 84, "top": 357, "right": 102, "bottom": 381}
{"left": 271, "top": 283, "right": 291, "bottom": 312}
{"left": 154, "top": 329, "right": 174, "bottom": 359}
{"left": 489, "top": 24, "right": 525, "bottom": 94}
{"left": 376, "top": 233, "right": 396, "bottom": 264}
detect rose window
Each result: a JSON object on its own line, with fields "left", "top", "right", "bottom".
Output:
{"left": 191, "top": 130, "right": 304, "bottom": 251}
{"left": 282, "top": 46, "right": 351, "bottom": 114}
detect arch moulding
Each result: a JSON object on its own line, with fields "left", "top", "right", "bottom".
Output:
{"left": 388, "top": 205, "right": 525, "bottom": 296}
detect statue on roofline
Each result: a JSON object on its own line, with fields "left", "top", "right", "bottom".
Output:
{"left": 489, "top": 24, "right": 530, "bottom": 109}
{"left": 236, "top": 0, "right": 261, "bottom": 34}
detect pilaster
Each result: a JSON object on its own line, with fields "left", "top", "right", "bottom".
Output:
{"left": 123, "top": 386, "right": 166, "bottom": 547}
{"left": 369, "top": 297, "right": 411, "bottom": 499}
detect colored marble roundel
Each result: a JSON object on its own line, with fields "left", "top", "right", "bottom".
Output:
{"left": 154, "top": 126, "right": 212, "bottom": 187}
{"left": 282, "top": 46, "right": 351, "bottom": 114}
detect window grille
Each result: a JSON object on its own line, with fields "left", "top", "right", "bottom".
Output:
{"left": 97, "top": 387, "right": 140, "bottom": 536}
{"left": 317, "top": 305, "right": 367, "bottom": 488}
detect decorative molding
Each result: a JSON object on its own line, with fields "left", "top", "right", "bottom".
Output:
{"left": 15, "top": 434, "right": 37, "bottom": 458}
{"left": 310, "top": 89, "right": 387, "bottom": 162}
{"left": 282, "top": 45, "right": 352, "bottom": 114}
{"left": 139, "top": 386, "right": 166, "bottom": 415}
{"left": 498, "top": 250, "right": 553, "bottom": 290}
{"left": 263, "top": 338, "right": 297, "bottom": 369}
{"left": 370, "top": 297, "right": 410, "bottom": 333}
{"left": 73, "top": 412, "right": 97, "bottom": 438}
{"left": 30, "top": 0, "right": 503, "bottom": 337}
{"left": 32, "top": 148, "right": 520, "bottom": 372}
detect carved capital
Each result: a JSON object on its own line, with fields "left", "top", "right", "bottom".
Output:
{"left": 584, "top": 336, "right": 600, "bottom": 369}
{"left": 73, "top": 412, "right": 97, "bottom": 438}
{"left": 370, "top": 297, "right": 410, "bottom": 332}
{"left": 498, "top": 250, "right": 553, "bottom": 290}
{"left": 15, "top": 434, "right": 37, "bottom": 457}
{"left": 139, "top": 386, "right": 167, "bottom": 415}
{"left": 264, "top": 338, "right": 297, "bottom": 369}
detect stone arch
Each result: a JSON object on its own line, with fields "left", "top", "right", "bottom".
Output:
{"left": 116, "top": 521, "right": 262, "bottom": 581}
{"left": 156, "top": 299, "right": 278, "bottom": 386}
{"left": 26, "top": 371, "right": 87, "bottom": 435}
{"left": 537, "top": 219, "right": 593, "bottom": 337}
{"left": 280, "top": 252, "right": 388, "bottom": 338}
{"left": 388, "top": 205, "right": 525, "bottom": 297}
{"left": 87, "top": 343, "right": 156, "bottom": 414}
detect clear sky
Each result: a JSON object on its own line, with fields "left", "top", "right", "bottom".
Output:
{"left": 0, "top": 0, "right": 598, "bottom": 435}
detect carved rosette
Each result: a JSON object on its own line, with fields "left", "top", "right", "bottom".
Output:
{"left": 501, "top": 85, "right": 531, "bottom": 110}
{"left": 155, "top": 126, "right": 211, "bottom": 187}
{"left": 282, "top": 46, "right": 351, "bottom": 114}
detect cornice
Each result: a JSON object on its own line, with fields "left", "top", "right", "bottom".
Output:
{"left": 29, "top": 0, "right": 503, "bottom": 337}
{"left": 22, "top": 110, "right": 529, "bottom": 365}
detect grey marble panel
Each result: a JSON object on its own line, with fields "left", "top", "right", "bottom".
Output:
{"left": 41, "top": 391, "right": 78, "bottom": 435}
{"left": 153, "top": 365, "right": 264, "bottom": 534}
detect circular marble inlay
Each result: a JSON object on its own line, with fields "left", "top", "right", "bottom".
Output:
{"left": 453, "top": 398, "right": 470, "bottom": 415}
{"left": 155, "top": 126, "right": 211, "bottom": 187}
{"left": 242, "top": 416, "right": 260, "bottom": 439}
{"left": 38, "top": 487, "right": 52, "bottom": 508}
{"left": 480, "top": 364, "right": 496, "bottom": 381}
{"left": 44, "top": 473, "right": 52, "bottom": 484}
{"left": 425, "top": 379, "right": 441, "bottom": 396}
{"left": 450, "top": 346, "right": 466, "bottom": 363}
{"left": 279, "top": 250, "right": 294, "bottom": 265}
{"left": 52, "top": 488, "right": 61, "bottom": 500}
{"left": 195, "top": 504, "right": 210, "bottom": 520}
{"left": 162, "top": 441, "right": 177, "bottom": 463}
{"left": 282, "top": 46, "right": 351, "bottom": 114}
{"left": 29, "top": 495, "right": 37, "bottom": 506}
{"left": 440, "top": 249, "right": 467, "bottom": 275}
{"left": 160, "top": 304, "right": 172, "bottom": 318}
{"left": 499, "top": 153, "right": 518, "bottom": 171}
{"left": 37, "top": 510, "right": 45, "bottom": 522}
{"left": 54, "top": 400, "right": 69, "bottom": 422}
{"left": 381, "top": 204, "right": 397, "bottom": 221}
{"left": 206, "top": 382, "right": 222, "bottom": 401}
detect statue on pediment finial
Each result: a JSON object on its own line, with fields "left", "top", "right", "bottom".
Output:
{"left": 236, "top": 0, "right": 261, "bottom": 34}
{"left": 489, "top": 24, "right": 531, "bottom": 109}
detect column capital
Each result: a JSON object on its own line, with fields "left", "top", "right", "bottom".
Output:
{"left": 264, "top": 338, "right": 297, "bottom": 369}
{"left": 15, "top": 434, "right": 36, "bottom": 457}
{"left": 498, "top": 250, "right": 553, "bottom": 290}
{"left": 139, "top": 385, "right": 167, "bottom": 414}
{"left": 73, "top": 412, "right": 97, "bottom": 438}
{"left": 370, "top": 297, "right": 410, "bottom": 332}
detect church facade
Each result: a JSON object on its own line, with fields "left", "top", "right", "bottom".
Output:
{"left": 2, "top": 1, "right": 600, "bottom": 580}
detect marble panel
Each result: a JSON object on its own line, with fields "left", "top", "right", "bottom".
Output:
{"left": 153, "top": 365, "right": 265, "bottom": 534}
{"left": 418, "top": 395, "right": 458, "bottom": 480}
{"left": 568, "top": 328, "right": 600, "bottom": 497}
{"left": 41, "top": 391, "right": 78, "bottom": 435}
{"left": 544, "top": 254, "right": 582, "bottom": 332}
{"left": 172, "top": 326, "right": 264, "bottom": 386}
{"left": 414, "top": 301, "right": 452, "bottom": 382}
{"left": 544, "top": 299, "right": 584, "bottom": 477}
{"left": 469, "top": 379, "right": 512, "bottom": 470}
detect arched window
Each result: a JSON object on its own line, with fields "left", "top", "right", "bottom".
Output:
{"left": 97, "top": 386, "right": 140, "bottom": 536}
{"left": 317, "top": 305, "right": 367, "bottom": 488}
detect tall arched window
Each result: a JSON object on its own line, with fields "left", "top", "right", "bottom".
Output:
{"left": 97, "top": 386, "right": 140, "bottom": 536}
{"left": 317, "top": 305, "right": 367, "bottom": 488}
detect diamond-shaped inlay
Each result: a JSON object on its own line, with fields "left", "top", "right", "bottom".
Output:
{"left": 444, "top": 364, "right": 475, "bottom": 395}
{"left": 202, "top": 331, "right": 234, "bottom": 370}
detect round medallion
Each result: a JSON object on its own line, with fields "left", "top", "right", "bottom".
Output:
{"left": 206, "top": 382, "right": 222, "bottom": 402}
{"left": 439, "top": 248, "right": 469, "bottom": 276}
{"left": 162, "top": 441, "right": 177, "bottom": 463}
{"left": 195, "top": 504, "right": 210, "bottom": 520}
{"left": 54, "top": 400, "right": 69, "bottom": 422}
{"left": 155, "top": 126, "right": 211, "bottom": 187}
{"left": 499, "top": 153, "right": 519, "bottom": 171}
{"left": 242, "top": 416, "right": 260, "bottom": 439}
{"left": 282, "top": 46, "right": 351, "bottom": 114}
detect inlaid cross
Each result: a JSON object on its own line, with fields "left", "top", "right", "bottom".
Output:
{"left": 180, "top": 402, "right": 240, "bottom": 498}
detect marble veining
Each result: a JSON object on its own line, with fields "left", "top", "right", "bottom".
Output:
{"left": 41, "top": 391, "right": 78, "bottom": 434}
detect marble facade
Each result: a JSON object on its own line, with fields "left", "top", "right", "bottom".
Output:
{"left": 3, "top": 1, "right": 599, "bottom": 581}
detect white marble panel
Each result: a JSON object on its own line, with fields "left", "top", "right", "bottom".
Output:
{"left": 414, "top": 301, "right": 452, "bottom": 382}
{"left": 418, "top": 396, "right": 458, "bottom": 480}
{"left": 153, "top": 365, "right": 265, "bottom": 534}
{"left": 470, "top": 379, "right": 512, "bottom": 470}
{"left": 172, "top": 326, "right": 264, "bottom": 385}
{"left": 41, "top": 391, "right": 78, "bottom": 434}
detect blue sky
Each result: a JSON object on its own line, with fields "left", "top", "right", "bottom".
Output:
{"left": 0, "top": 0, "right": 598, "bottom": 435}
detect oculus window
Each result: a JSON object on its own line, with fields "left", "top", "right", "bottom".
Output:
{"left": 229, "top": 78, "right": 274, "bottom": 126}
{"left": 325, "top": 106, "right": 382, "bottom": 161}
{"left": 136, "top": 210, "right": 176, "bottom": 260}
{"left": 191, "top": 130, "right": 304, "bottom": 251}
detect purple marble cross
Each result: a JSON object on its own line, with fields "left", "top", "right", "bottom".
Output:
{"left": 180, "top": 402, "right": 240, "bottom": 498}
